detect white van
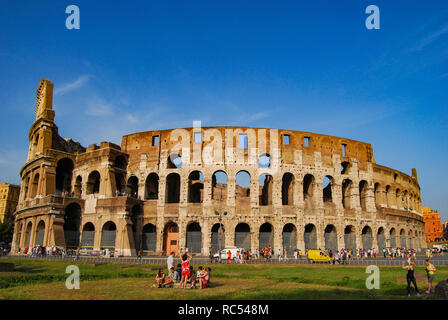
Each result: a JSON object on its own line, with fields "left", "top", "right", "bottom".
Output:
{"left": 213, "top": 246, "right": 244, "bottom": 260}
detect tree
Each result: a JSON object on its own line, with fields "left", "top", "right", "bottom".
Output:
{"left": 0, "top": 220, "right": 13, "bottom": 244}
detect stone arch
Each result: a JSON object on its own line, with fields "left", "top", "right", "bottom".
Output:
{"left": 127, "top": 176, "right": 139, "bottom": 198}
{"left": 35, "top": 220, "right": 45, "bottom": 246}
{"left": 390, "top": 228, "right": 397, "bottom": 247}
{"left": 304, "top": 223, "right": 317, "bottom": 250}
{"left": 323, "top": 176, "right": 334, "bottom": 203}
{"left": 74, "top": 175, "right": 82, "bottom": 197}
{"left": 259, "top": 174, "right": 273, "bottom": 206}
{"left": 56, "top": 158, "right": 74, "bottom": 195}
{"left": 188, "top": 171, "right": 204, "bottom": 203}
{"left": 234, "top": 223, "right": 251, "bottom": 250}
{"left": 212, "top": 170, "right": 227, "bottom": 201}
{"left": 63, "top": 202, "right": 81, "bottom": 248}
{"left": 145, "top": 173, "right": 159, "bottom": 200}
{"left": 282, "top": 223, "right": 296, "bottom": 255}
{"left": 282, "top": 173, "right": 294, "bottom": 205}
{"left": 186, "top": 221, "right": 202, "bottom": 253}
{"left": 303, "top": 174, "right": 315, "bottom": 202}
{"left": 163, "top": 222, "right": 179, "bottom": 255}
{"left": 344, "top": 225, "right": 356, "bottom": 250}
{"left": 80, "top": 222, "right": 95, "bottom": 249}
{"left": 374, "top": 183, "right": 381, "bottom": 207}
{"left": 165, "top": 173, "right": 180, "bottom": 203}
{"left": 101, "top": 221, "right": 117, "bottom": 250}
{"left": 115, "top": 173, "right": 125, "bottom": 194}
{"left": 31, "top": 173, "right": 40, "bottom": 198}
{"left": 324, "top": 224, "right": 337, "bottom": 252}
{"left": 361, "top": 225, "right": 372, "bottom": 249}
{"left": 259, "top": 222, "right": 274, "bottom": 250}
{"left": 377, "top": 227, "right": 386, "bottom": 251}
{"left": 236, "top": 171, "right": 251, "bottom": 199}
{"left": 342, "top": 179, "right": 352, "bottom": 209}
{"left": 24, "top": 221, "right": 33, "bottom": 249}
{"left": 86, "top": 171, "right": 101, "bottom": 195}
{"left": 142, "top": 223, "right": 157, "bottom": 253}
{"left": 211, "top": 223, "right": 225, "bottom": 255}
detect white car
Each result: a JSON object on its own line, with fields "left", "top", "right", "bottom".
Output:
{"left": 213, "top": 246, "right": 244, "bottom": 260}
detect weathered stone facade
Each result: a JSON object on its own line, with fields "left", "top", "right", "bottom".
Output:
{"left": 11, "top": 78, "right": 427, "bottom": 256}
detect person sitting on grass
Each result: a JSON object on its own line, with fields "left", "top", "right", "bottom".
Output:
{"left": 200, "top": 267, "right": 211, "bottom": 289}
{"left": 196, "top": 266, "right": 205, "bottom": 288}
{"left": 155, "top": 269, "right": 165, "bottom": 288}
{"left": 163, "top": 268, "right": 175, "bottom": 287}
{"left": 189, "top": 266, "right": 197, "bottom": 288}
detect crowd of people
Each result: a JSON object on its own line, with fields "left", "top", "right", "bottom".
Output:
{"left": 157, "top": 252, "right": 211, "bottom": 289}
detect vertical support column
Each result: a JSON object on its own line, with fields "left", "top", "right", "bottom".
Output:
{"left": 202, "top": 219, "right": 210, "bottom": 256}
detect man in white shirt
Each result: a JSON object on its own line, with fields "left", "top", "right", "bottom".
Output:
{"left": 167, "top": 251, "right": 175, "bottom": 271}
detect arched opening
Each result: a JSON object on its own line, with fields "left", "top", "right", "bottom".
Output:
{"left": 127, "top": 176, "right": 139, "bottom": 198}
{"left": 167, "top": 153, "right": 182, "bottom": 169}
{"left": 63, "top": 203, "right": 81, "bottom": 249}
{"left": 342, "top": 179, "right": 352, "bottom": 209}
{"left": 212, "top": 171, "right": 227, "bottom": 201}
{"left": 400, "top": 229, "right": 407, "bottom": 248}
{"left": 86, "top": 171, "right": 101, "bottom": 195}
{"left": 385, "top": 185, "right": 391, "bottom": 207}
{"left": 361, "top": 226, "right": 372, "bottom": 249}
{"left": 115, "top": 173, "right": 125, "bottom": 195}
{"left": 408, "top": 230, "right": 414, "bottom": 249}
{"left": 359, "top": 180, "right": 368, "bottom": 210}
{"left": 74, "top": 176, "right": 82, "bottom": 198}
{"left": 25, "top": 222, "right": 32, "bottom": 249}
{"left": 56, "top": 158, "right": 74, "bottom": 195}
{"left": 234, "top": 223, "right": 251, "bottom": 250}
{"left": 31, "top": 173, "right": 40, "bottom": 198}
{"left": 101, "top": 222, "right": 117, "bottom": 250}
{"left": 258, "top": 154, "right": 271, "bottom": 168}
{"left": 303, "top": 174, "right": 315, "bottom": 202}
{"left": 114, "top": 155, "right": 127, "bottom": 170}
{"left": 259, "top": 223, "right": 273, "bottom": 250}
{"left": 35, "top": 221, "right": 45, "bottom": 246}
{"left": 142, "top": 224, "right": 157, "bottom": 253}
{"left": 211, "top": 223, "right": 225, "bottom": 255}
{"left": 259, "top": 174, "right": 273, "bottom": 206}
{"left": 390, "top": 228, "right": 397, "bottom": 247}
{"left": 415, "top": 230, "right": 419, "bottom": 250}
{"left": 374, "top": 183, "right": 381, "bottom": 207}
{"left": 344, "top": 225, "right": 356, "bottom": 250}
{"left": 282, "top": 173, "right": 294, "bottom": 205}
{"left": 235, "top": 171, "right": 250, "bottom": 200}
{"left": 145, "top": 173, "right": 159, "bottom": 200}
{"left": 186, "top": 222, "right": 202, "bottom": 253}
{"left": 282, "top": 223, "right": 296, "bottom": 256}
{"left": 23, "top": 176, "right": 30, "bottom": 201}
{"left": 324, "top": 225, "right": 337, "bottom": 252}
{"left": 165, "top": 173, "right": 180, "bottom": 203}
{"left": 341, "top": 161, "right": 350, "bottom": 174}
{"left": 377, "top": 227, "right": 386, "bottom": 251}
{"left": 81, "top": 222, "right": 95, "bottom": 249}
{"left": 304, "top": 224, "right": 317, "bottom": 249}
{"left": 323, "top": 176, "right": 333, "bottom": 203}
{"left": 163, "top": 222, "right": 179, "bottom": 255}
{"left": 188, "top": 171, "right": 204, "bottom": 203}
{"left": 15, "top": 222, "right": 22, "bottom": 250}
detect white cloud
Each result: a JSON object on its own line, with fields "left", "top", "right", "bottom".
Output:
{"left": 54, "top": 75, "right": 90, "bottom": 96}
{"left": 412, "top": 24, "right": 448, "bottom": 51}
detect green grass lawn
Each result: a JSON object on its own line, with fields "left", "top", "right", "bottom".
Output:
{"left": 0, "top": 258, "right": 446, "bottom": 300}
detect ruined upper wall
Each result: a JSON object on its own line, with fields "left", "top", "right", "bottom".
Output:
{"left": 122, "top": 127, "right": 375, "bottom": 172}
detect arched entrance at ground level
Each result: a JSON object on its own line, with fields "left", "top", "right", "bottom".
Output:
{"left": 211, "top": 223, "right": 225, "bottom": 255}
{"left": 377, "top": 227, "right": 386, "bottom": 251}
{"left": 400, "top": 229, "right": 407, "bottom": 248}
{"left": 361, "top": 226, "right": 372, "bottom": 249}
{"left": 101, "top": 222, "right": 117, "bottom": 250}
{"left": 408, "top": 231, "right": 414, "bottom": 249}
{"left": 81, "top": 223, "right": 95, "bottom": 249}
{"left": 344, "top": 226, "right": 356, "bottom": 250}
{"left": 324, "top": 225, "right": 337, "bottom": 253}
{"left": 304, "top": 224, "right": 317, "bottom": 250}
{"left": 163, "top": 222, "right": 179, "bottom": 256}
{"left": 64, "top": 203, "right": 81, "bottom": 249}
{"left": 186, "top": 222, "right": 202, "bottom": 254}
{"left": 142, "top": 224, "right": 157, "bottom": 253}
{"left": 259, "top": 223, "right": 273, "bottom": 250}
{"left": 282, "top": 224, "right": 296, "bottom": 256}
{"left": 235, "top": 223, "right": 251, "bottom": 250}
{"left": 390, "top": 228, "right": 397, "bottom": 248}
{"left": 25, "top": 222, "right": 32, "bottom": 249}
{"left": 35, "top": 221, "right": 45, "bottom": 246}
{"left": 130, "top": 205, "right": 143, "bottom": 253}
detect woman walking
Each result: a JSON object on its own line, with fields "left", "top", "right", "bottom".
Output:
{"left": 402, "top": 261, "right": 421, "bottom": 297}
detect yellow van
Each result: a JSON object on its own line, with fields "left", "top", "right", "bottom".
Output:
{"left": 307, "top": 250, "right": 330, "bottom": 263}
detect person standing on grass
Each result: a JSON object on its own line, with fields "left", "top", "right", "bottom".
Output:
{"left": 227, "top": 250, "right": 231, "bottom": 264}
{"left": 402, "top": 261, "right": 421, "bottom": 297}
{"left": 424, "top": 259, "right": 436, "bottom": 294}
{"left": 180, "top": 252, "right": 192, "bottom": 289}
{"left": 167, "top": 251, "right": 175, "bottom": 272}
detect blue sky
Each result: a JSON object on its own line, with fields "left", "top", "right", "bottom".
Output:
{"left": 0, "top": 1, "right": 447, "bottom": 220}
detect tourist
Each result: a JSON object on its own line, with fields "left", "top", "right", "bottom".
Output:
{"left": 155, "top": 269, "right": 165, "bottom": 288}
{"left": 189, "top": 266, "right": 196, "bottom": 288}
{"left": 196, "top": 266, "right": 205, "bottom": 288}
{"left": 226, "top": 250, "right": 231, "bottom": 264}
{"left": 167, "top": 251, "right": 175, "bottom": 271}
{"left": 163, "top": 268, "right": 175, "bottom": 287}
{"left": 402, "top": 261, "right": 420, "bottom": 297}
{"left": 180, "top": 252, "right": 192, "bottom": 289}
{"left": 201, "top": 267, "right": 210, "bottom": 289}
{"left": 424, "top": 259, "right": 436, "bottom": 294}
{"left": 174, "top": 263, "right": 182, "bottom": 282}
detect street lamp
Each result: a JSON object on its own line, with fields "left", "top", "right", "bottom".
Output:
{"left": 215, "top": 210, "right": 227, "bottom": 263}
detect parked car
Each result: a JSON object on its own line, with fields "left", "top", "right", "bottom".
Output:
{"left": 307, "top": 250, "right": 330, "bottom": 263}
{"left": 213, "top": 246, "right": 244, "bottom": 260}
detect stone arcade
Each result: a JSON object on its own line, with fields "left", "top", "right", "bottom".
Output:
{"left": 11, "top": 78, "right": 427, "bottom": 256}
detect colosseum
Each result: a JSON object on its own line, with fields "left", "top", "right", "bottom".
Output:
{"left": 11, "top": 78, "right": 427, "bottom": 256}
